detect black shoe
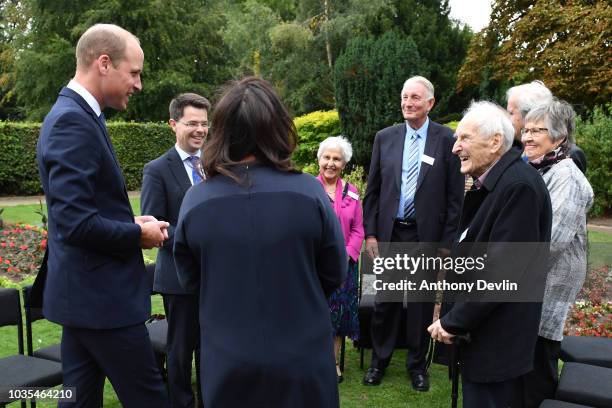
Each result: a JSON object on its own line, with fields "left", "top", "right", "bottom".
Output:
{"left": 363, "top": 367, "right": 385, "bottom": 386}
{"left": 410, "top": 372, "right": 430, "bottom": 392}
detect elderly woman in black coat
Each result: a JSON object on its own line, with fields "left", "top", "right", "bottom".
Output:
{"left": 173, "top": 77, "right": 346, "bottom": 408}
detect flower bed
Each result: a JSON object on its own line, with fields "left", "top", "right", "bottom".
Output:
{"left": 0, "top": 223, "right": 46, "bottom": 283}
{"left": 565, "top": 265, "right": 612, "bottom": 337}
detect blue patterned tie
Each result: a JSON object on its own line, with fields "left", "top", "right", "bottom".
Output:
{"left": 403, "top": 134, "right": 420, "bottom": 220}
{"left": 188, "top": 156, "right": 203, "bottom": 184}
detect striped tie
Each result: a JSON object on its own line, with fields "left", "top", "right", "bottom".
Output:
{"left": 403, "top": 134, "right": 420, "bottom": 220}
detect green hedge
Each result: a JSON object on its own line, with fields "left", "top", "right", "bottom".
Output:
{"left": 0, "top": 122, "right": 174, "bottom": 195}
{"left": 293, "top": 110, "right": 342, "bottom": 168}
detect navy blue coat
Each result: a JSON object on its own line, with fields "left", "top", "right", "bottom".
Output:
{"left": 440, "top": 144, "right": 552, "bottom": 383}
{"left": 141, "top": 147, "right": 193, "bottom": 294}
{"left": 36, "top": 87, "right": 149, "bottom": 329}
{"left": 174, "top": 164, "right": 346, "bottom": 408}
{"left": 363, "top": 120, "right": 464, "bottom": 245}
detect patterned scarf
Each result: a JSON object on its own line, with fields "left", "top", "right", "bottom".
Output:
{"left": 529, "top": 142, "right": 568, "bottom": 175}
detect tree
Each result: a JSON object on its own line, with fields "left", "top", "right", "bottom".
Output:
{"left": 9, "top": 0, "right": 233, "bottom": 121}
{"left": 458, "top": 0, "right": 612, "bottom": 111}
{"left": 334, "top": 31, "right": 427, "bottom": 167}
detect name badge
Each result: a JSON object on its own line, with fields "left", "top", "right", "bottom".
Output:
{"left": 459, "top": 228, "right": 469, "bottom": 242}
{"left": 347, "top": 190, "right": 359, "bottom": 200}
{"left": 422, "top": 154, "right": 435, "bottom": 166}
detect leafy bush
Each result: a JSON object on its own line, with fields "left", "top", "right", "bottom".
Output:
{"left": 0, "top": 122, "right": 174, "bottom": 195}
{"left": 575, "top": 105, "right": 612, "bottom": 216}
{"left": 293, "top": 110, "right": 342, "bottom": 169}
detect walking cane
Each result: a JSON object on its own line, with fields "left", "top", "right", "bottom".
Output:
{"left": 450, "top": 333, "right": 471, "bottom": 408}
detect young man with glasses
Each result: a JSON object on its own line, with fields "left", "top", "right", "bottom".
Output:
{"left": 141, "top": 93, "right": 211, "bottom": 408}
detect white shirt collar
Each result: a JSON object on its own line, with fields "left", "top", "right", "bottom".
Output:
{"left": 67, "top": 79, "right": 102, "bottom": 117}
{"left": 175, "top": 144, "right": 201, "bottom": 161}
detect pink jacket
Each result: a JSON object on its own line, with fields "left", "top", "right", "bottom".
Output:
{"left": 317, "top": 175, "right": 365, "bottom": 262}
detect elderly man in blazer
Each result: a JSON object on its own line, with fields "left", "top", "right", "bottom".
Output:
{"left": 428, "top": 101, "right": 552, "bottom": 407}
{"left": 36, "top": 24, "right": 169, "bottom": 407}
{"left": 141, "top": 93, "right": 210, "bottom": 408}
{"left": 362, "top": 76, "right": 464, "bottom": 391}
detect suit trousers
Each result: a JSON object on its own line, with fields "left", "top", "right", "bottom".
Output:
{"left": 512, "top": 336, "right": 561, "bottom": 408}
{"left": 370, "top": 222, "right": 434, "bottom": 374}
{"left": 462, "top": 377, "right": 516, "bottom": 408}
{"left": 163, "top": 294, "right": 202, "bottom": 408}
{"left": 59, "top": 323, "right": 169, "bottom": 408}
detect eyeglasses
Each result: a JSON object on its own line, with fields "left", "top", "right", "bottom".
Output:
{"left": 178, "top": 121, "right": 209, "bottom": 129}
{"left": 521, "top": 127, "right": 548, "bottom": 136}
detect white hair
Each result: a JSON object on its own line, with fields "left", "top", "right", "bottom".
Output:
{"left": 317, "top": 136, "right": 353, "bottom": 163}
{"left": 402, "top": 76, "right": 434, "bottom": 100}
{"left": 525, "top": 99, "right": 576, "bottom": 144}
{"left": 506, "top": 81, "right": 553, "bottom": 119}
{"left": 461, "top": 101, "right": 515, "bottom": 153}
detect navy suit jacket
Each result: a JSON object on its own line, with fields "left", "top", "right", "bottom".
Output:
{"left": 363, "top": 120, "right": 464, "bottom": 245}
{"left": 141, "top": 147, "right": 193, "bottom": 294}
{"left": 36, "top": 87, "right": 150, "bottom": 329}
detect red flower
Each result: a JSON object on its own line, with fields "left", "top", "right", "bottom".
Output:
{"left": 19, "top": 245, "right": 28, "bottom": 251}
{"left": 4, "top": 259, "right": 10, "bottom": 265}
{"left": 40, "top": 239, "right": 47, "bottom": 249}
{"left": 0, "top": 242, "right": 5, "bottom": 247}
{"left": 9, "top": 241, "right": 15, "bottom": 248}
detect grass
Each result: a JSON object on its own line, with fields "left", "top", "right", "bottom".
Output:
{"left": 0, "top": 201, "right": 609, "bottom": 406}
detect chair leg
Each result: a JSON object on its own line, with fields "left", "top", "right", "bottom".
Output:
{"left": 340, "top": 336, "right": 346, "bottom": 372}
{"left": 30, "top": 400, "right": 36, "bottom": 408}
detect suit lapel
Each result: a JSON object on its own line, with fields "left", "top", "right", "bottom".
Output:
{"left": 392, "top": 125, "right": 406, "bottom": 193}
{"left": 167, "top": 147, "right": 192, "bottom": 193}
{"left": 416, "top": 121, "right": 441, "bottom": 192}
{"left": 59, "top": 87, "right": 131, "bottom": 207}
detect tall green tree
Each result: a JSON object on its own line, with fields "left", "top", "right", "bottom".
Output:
{"left": 10, "top": 0, "right": 233, "bottom": 121}
{"left": 334, "top": 30, "right": 427, "bottom": 167}
{"left": 458, "top": 0, "right": 612, "bottom": 111}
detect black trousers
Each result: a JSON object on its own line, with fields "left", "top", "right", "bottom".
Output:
{"left": 370, "top": 222, "right": 434, "bottom": 374}
{"left": 462, "top": 377, "right": 516, "bottom": 408}
{"left": 163, "top": 293, "right": 203, "bottom": 408}
{"left": 59, "top": 323, "right": 169, "bottom": 408}
{"left": 512, "top": 336, "right": 561, "bottom": 408}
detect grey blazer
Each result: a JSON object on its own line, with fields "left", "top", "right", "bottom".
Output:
{"left": 539, "top": 158, "right": 594, "bottom": 341}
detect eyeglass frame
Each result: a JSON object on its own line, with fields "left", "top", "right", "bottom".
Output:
{"left": 177, "top": 120, "right": 209, "bottom": 129}
{"left": 521, "top": 127, "right": 548, "bottom": 136}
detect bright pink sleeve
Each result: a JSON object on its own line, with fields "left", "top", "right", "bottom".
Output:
{"left": 344, "top": 187, "right": 365, "bottom": 262}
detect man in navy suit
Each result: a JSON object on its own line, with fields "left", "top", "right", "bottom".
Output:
{"left": 362, "top": 76, "right": 464, "bottom": 391}
{"left": 141, "top": 93, "right": 210, "bottom": 408}
{"left": 36, "top": 24, "right": 170, "bottom": 407}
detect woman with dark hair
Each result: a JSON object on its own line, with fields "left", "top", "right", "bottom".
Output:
{"left": 173, "top": 77, "right": 347, "bottom": 408}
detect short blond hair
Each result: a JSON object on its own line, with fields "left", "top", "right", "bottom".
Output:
{"left": 76, "top": 24, "right": 139, "bottom": 70}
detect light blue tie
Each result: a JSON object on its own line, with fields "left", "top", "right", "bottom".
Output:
{"left": 188, "top": 156, "right": 203, "bottom": 184}
{"left": 403, "top": 134, "right": 420, "bottom": 220}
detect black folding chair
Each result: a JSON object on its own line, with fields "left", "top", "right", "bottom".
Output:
{"left": 0, "top": 287, "right": 62, "bottom": 408}
{"left": 21, "top": 286, "right": 61, "bottom": 362}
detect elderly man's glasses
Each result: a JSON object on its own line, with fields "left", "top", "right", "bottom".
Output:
{"left": 178, "top": 121, "right": 209, "bottom": 129}
{"left": 521, "top": 127, "right": 548, "bottom": 136}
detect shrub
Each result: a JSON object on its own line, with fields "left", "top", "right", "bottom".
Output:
{"left": 293, "top": 110, "right": 342, "bottom": 169}
{"left": 0, "top": 223, "right": 46, "bottom": 282}
{"left": 575, "top": 105, "right": 612, "bottom": 216}
{"left": 0, "top": 122, "right": 174, "bottom": 195}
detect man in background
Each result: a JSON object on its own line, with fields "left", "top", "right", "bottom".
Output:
{"left": 362, "top": 75, "right": 464, "bottom": 391}
{"left": 506, "top": 81, "right": 587, "bottom": 173}
{"left": 141, "top": 93, "right": 210, "bottom": 408}
{"left": 36, "top": 24, "right": 169, "bottom": 407}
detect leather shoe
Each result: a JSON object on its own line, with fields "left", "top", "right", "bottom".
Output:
{"left": 410, "top": 372, "right": 429, "bottom": 392}
{"left": 363, "top": 367, "right": 385, "bottom": 386}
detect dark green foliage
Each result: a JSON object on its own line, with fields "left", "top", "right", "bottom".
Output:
{"left": 334, "top": 31, "right": 427, "bottom": 168}
{"left": 0, "top": 122, "right": 173, "bottom": 195}
{"left": 575, "top": 105, "right": 612, "bottom": 216}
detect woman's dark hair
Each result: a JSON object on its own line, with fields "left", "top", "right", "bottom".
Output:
{"left": 203, "top": 77, "right": 299, "bottom": 182}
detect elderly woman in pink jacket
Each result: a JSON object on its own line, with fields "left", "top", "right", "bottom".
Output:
{"left": 316, "top": 136, "right": 365, "bottom": 383}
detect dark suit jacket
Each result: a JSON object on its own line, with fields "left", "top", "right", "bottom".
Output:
{"left": 568, "top": 143, "right": 587, "bottom": 174}
{"left": 36, "top": 87, "right": 149, "bottom": 329}
{"left": 440, "top": 143, "right": 552, "bottom": 383}
{"left": 141, "top": 146, "right": 193, "bottom": 294}
{"left": 363, "top": 120, "right": 464, "bottom": 244}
